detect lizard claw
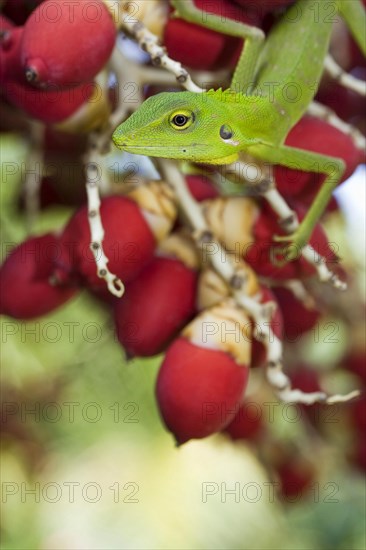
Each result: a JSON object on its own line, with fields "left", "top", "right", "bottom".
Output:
{"left": 271, "top": 232, "right": 305, "bottom": 264}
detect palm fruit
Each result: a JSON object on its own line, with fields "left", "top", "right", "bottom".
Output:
{"left": 0, "top": 234, "right": 77, "bottom": 319}
{"left": 156, "top": 300, "right": 252, "bottom": 444}
{"left": 114, "top": 233, "right": 199, "bottom": 357}
{"left": 20, "top": 0, "right": 116, "bottom": 88}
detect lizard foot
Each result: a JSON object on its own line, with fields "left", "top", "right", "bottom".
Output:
{"left": 272, "top": 231, "right": 306, "bottom": 265}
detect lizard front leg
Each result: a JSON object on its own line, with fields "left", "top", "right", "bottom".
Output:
{"left": 251, "top": 143, "right": 345, "bottom": 261}
{"left": 170, "top": 0, "right": 264, "bottom": 92}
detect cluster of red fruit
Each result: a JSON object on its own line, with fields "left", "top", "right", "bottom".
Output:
{"left": 1, "top": 0, "right": 365, "bottom": 482}
{"left": 0, "top": 0, "right": 116, "bottom": 124}
{"left": 0, "top": 168, "right": 363, "bottom": 448}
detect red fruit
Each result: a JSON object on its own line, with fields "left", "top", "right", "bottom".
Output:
{"left": 276, "top": 457, "right": 315, "bottom": 501}
{"left": 20, "top": 0, "right": 116, "bottom": 88}
{"left": 185, "top": 174, "right": 219, "bottom": 201}
{"left": 2, "top": 0, "right": 45, "bottom": 25}
{"left": 156, "top": 337, "right": 249, "bottom": 444}
{"left": 224, "top": 400, "right": 264, "bottom": 440}
{"left": 0, "top": 24, "right": 24, "bottom": 83}
{"left": 164, "top": 0, "right": 260, "bottom": 71}
{"left": 272, "top": 286, "right": 321, "bottom": 341}
{"left": 244, "top": 201, "right": 337, "bottom": 281}
{"left": 3, "top": 79, "right": 94, "bottom": 123}
{"left": 251, "top": 286, "right": 283, "bottom": 368}
{"left": 343, "top": 352, "right": 366, "bottom": 386}
{"left": 54, "top": 196, "right": 156, "bottom": 290}
{"left": 317, "top": 71, "right": 366, "bottom": 129}
{"left": 274, "top": 116, "right": 363, "bottom": 207}
{"left": 351, "top": 439, "right": 366, "bottom": 472}
{"left": 115, "top": 257, "right": 198, "bottom": 357}
{"left": 349, "top": 396, "right": 366, "bottom": 433}
{"left": 0, "top": 24, "right": 95, "bottom": 123}
{"left": 287, "top": 365, "right": 325, "bottom": 427}
{"left": 0, "top": 234, "right": 77, "bottom": 319}
{"left": 0, "top": 14, "right": 14, "bottom": 34}
{"left": 288, "top": 365, "right": 322, "bottom": 394}
{"left": 349, "top": 33, "right": 366, "bottom": 70}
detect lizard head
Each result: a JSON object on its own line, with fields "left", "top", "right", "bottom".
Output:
{"left": 112, "top": 90, "right": 245, "bottom": 165}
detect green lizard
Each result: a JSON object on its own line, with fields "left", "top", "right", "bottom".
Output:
{"left": 113, "top": 0, "right": 366, "bottom": 259}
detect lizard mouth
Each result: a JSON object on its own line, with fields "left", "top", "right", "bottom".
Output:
{"left": 112, "top": 140, "right": 209, "bottom": 154}
{"left": 112, "top": 140, "right": 238, "bottom": 164}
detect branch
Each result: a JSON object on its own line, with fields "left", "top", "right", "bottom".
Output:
{"left": 324, "top": 54, "right": 366, "bottom": 96}
{"left": 84, "top": 147, "right": 125, "bottom": 298}
{"left": 120, "top": 19, "right": 205, "bottom": 93}
{"left": 308, "top": 101, "right": 366, "bottom": 152}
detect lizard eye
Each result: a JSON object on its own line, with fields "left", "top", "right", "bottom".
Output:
{"left": 220, "top": 124, "right": 233, "bottom": 140}
{"left": 169, "top": 110, "right": 194, "bottom": 130}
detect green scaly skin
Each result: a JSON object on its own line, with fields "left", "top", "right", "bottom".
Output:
{"left": 113, "top": 0, "right": 365, "bottom": 261}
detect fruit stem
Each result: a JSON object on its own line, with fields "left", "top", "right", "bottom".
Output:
{"left": 84, "top": 145, "right": 125, "bottom": 298}
{"left": 23, "top": 121, "right": 43, "bottom": 232}
{"left": 308, "top": 101, "right": 366, "bottom": 151}
{"left": 324, "top": 54, "right": 366, "bottom": 96}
